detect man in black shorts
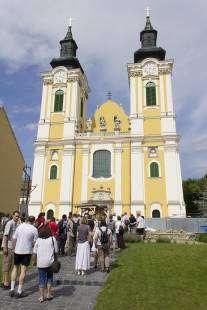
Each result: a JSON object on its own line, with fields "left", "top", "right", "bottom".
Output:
{"left": 9, "top": 216, "right": 38, "bottom": 298}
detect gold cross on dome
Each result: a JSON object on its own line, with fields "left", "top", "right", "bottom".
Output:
{"left": 145, "top": 7, "right": 151, "bottom": 17}
{"left": 107, "top": 91, "right": 112, "bottom": 100}
{"left": 69, "top": 17, "right": 75, "bottom": 27}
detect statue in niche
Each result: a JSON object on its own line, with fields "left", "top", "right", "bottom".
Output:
{"left": 99, "top": 116, "right": 106, "bottom": 130}
{"left": 148, "top": 147, "right": 158, "bottom": 158}
{"left": 51, "top": 150, "right": 58, "bottom": 161}
{"left": 86, "top": 118, "right": 93, "bottom": 132}
{"left": 114, "top": 115, "right": 121, "bottom": 130}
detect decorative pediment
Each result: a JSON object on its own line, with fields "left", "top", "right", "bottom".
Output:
{"left": 91, "top": 187, "right": 112, "bottom": 201}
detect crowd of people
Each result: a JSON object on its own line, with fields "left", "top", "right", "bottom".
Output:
{"left": 0, "top": 210, "right": 145, "bottom": 302}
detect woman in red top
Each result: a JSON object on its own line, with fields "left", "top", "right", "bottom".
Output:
{"left": 35, "top": 213, "right": 45, "bottom": 230}
{"left": 49, "top": 217, "right": 59, "bottom": 238}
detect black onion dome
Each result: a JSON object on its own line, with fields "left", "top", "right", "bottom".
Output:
{"left": 134, "top": 15, "right": 166, "bottom": 63}
{"left": 50, "top": 25, "right": 84, "bottom": 73}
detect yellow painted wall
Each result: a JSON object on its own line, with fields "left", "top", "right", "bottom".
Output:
{"left": 144, "top": 148, "right": 167, "bottom": 217}
{"left": 143, "top": 108, "right": 161, "bottom": 136}
{"left": 72, "top": 147, "right": 83, "bottom": 206}
{"left": 43, "top": 146, "right": 63, "bottom": 217}
{"left": 49, "top": 114, "right": 64, "bottom": 140}
{"left": 93, "top": 100, "right": 129, "bottom": 132}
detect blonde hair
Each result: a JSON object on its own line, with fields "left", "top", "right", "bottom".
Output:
{"left": 81, "top": 216, "right": 87, "bottom": 225}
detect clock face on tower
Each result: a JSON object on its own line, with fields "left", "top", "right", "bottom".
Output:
{"left": 54, "top": 70, "right": 67, "bottom": 84}
{"left": 143, "top": 62, "right": 158, "bottom": 76}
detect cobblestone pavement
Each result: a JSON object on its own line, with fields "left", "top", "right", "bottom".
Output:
{"left": 0, "top": 254, "right": 111, "bottom": 310}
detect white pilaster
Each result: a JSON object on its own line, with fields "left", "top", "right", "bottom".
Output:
{"left": 46, "top": 84, "right": 52, "bottom": 120}
{"left": 137, "top": 76, "right": 143, "bottom": 115}
{"left": 28, "top": 145, "right": 46, "bottom": 216}
{"left": 81, "top": 145, "right": 90, "bottom": 203}
{"left": 164, "top": 143, "right": 185, "bottom": 217}
{"left": 159, "top": 74, "right": 166, "bottom": 113}
{"left": 131, "top": 142, "right": 145, "bottom": 216}
{"left": 114, "top": 144, "right": 122, "bottom": 215}
{"left": 70, "top": 80, "right": 79, "bottom": 119}
{"left": 130, "top": 76, "right": 137, "bottom": 115}
{"left": 59, "top": 145, "right": 75, "bottom": 209}
{"left": 166, "top": 74, "right": 174, "bottom": 114}
{"left": 39, "top": 83, "right": 48, "bottom": 121}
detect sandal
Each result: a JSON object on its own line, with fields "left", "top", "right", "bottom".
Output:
{"left": 38, "top": 297, "right": 44, "bottom": 303}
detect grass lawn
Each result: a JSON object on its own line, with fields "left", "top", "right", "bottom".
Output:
{"left": 95, "top": 243, "right": 207, "bottom": 310}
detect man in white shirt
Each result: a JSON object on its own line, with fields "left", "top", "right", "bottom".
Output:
{"left": 9, "top": 216, "right": 38, "bottom": 298}
{"left": 1, "top": 210, "right": 20, "bottom": 289}
{"left": 136, "top": 211, "right": 145, "bottom": 240}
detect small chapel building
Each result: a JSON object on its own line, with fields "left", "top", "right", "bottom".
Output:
{"left": 28, "top": 13, "right": 186, "bottom": 219}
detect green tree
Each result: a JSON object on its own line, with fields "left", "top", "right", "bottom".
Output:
{"left": 183, "top": 175, "right": 207, "bottom": 217}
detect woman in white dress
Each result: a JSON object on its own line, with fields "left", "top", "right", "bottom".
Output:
{"left": 75, "top": 217, "right": 90, "bottom": 276}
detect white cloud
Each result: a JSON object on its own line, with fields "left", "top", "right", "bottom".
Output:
{"left": 24, "top": 122, "right": 37, "bottom": 131}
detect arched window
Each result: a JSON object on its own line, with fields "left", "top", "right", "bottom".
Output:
{"left": 152, "top": 209, "right": 161, "bottom": 218}
{"left": 50, "top": 165, "right": 57, "bottom": 179}
{"left": 54, "top": 90, "right": 64, "bottom": 112}
{"left": 146, "top": 82, "right": 156, "bottom": 106}
{"left": 47, "top": 209, "right": 54, "bottom": 220}
{"left": 150, "top": 162, "right": 159, "bottom": 178}
{"left": 93, "top": 150, "right": 111, "bottom": 178}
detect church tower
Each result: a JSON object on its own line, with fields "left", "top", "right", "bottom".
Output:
{"left": 127, "top": 11, "right": 186, "bottom": 217}
{"left": 29, "top": 23, "right": 89, "bottom": 218}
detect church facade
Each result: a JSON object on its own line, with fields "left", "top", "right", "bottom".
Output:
{"left": 28, "top": 14, "right": 186, "bottom": 219}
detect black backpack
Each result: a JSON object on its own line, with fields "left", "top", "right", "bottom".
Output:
{"left": 108, "top": 220, "right": 115, "bottom": 234}
{"left": 72, "top": 219, "right": 79, "bottom": 237}
{"left": 99, "top": 227, "right": 109, "bottom": 250}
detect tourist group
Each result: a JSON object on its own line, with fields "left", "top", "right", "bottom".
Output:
{"left": 0, "top": 210, "right": 145, "bottom": 302}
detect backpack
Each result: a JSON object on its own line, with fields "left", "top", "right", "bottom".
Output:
{"left": 118, "top": 224, "right": 124, "bottom": 234}
{"left": 99, "top": 227, "right": 109, "bottom": 250}
{"left": 108, "top": 220, "right": 115, "bottom": 234}
{"left": 72, "top": 219, "right": 79, "bottom": 237}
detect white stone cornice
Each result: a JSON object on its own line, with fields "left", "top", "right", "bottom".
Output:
{"left": 82, "top": 145, "right": 90, "bottom": 155}
{"left": 63, "top": 145, "right": 75, "bottom": 156}
{"left": 127, "top": 63, "right": 143, "bottom": 79}
{"left": 158, "top": 61, "right": 174, "bottom": 74}
{"left": 114, "top": 143, "right": 122, "bottom": 154}
{"left": 34, "top": 145, "right": 45, "bottom": 156}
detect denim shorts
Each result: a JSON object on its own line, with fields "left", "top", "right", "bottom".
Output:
{"left": 38, "top": 267, "right": 53, "bottom": 288}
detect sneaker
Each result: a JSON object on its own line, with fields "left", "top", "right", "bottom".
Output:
{"left": 16, "top": 292, "right": 28, "bottom": 299}
{"left": 9, "top": 290, "right": 15, "bottom": 297}
{"left": 81, "top": 270, "right": 86, "bottom": 276}
{"left": 1, "top": 284, "right": 10, "bottom": 290}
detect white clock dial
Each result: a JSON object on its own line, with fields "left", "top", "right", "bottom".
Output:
{"left": 143, "top": 62, "right": 158, "bottom": 76}
{"left": 54, "top": 71, "right": 67, "bottom": 83}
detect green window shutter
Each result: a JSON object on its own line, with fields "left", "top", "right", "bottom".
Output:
{"left": 54, "top": 90, "right": 63, "bottom": 112}
{"left": 93, "top": 150, "right": 111, "bottom": 178}
{"left": 146, "top": 82, "right": 156, "bottom": 106}
{"left": 50, "top": 165, "right": 57, "bottom": 179}
{"left": 150, "top": 162, "right": 159, "bottom": 177}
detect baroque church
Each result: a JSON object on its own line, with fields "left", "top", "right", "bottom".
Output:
{"left": 28, "top": 13, "right": 186, "bottom": 219}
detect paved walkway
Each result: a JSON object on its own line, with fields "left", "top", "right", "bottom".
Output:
{"left": 1, "top": 254, "right": 111, "bottom": 310}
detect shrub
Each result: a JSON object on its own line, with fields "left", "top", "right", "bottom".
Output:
{"left": 124, "top": 232, "right": 141, "bottom": 243}
{"left": 156, "top": 237, "right": 171, "bottom": 243}
{"left": 196, "top": 233, "right": 207, "bottom": 243}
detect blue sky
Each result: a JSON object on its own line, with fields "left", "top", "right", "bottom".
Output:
{"left": 0, "top": 0, "right": 207, "bottom": 179}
